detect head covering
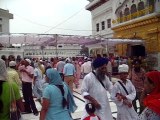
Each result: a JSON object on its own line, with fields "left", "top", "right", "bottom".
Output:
{"left": 85, "top": 103, "right": 95, "bottom": 113}
{"left": 92, "top": 57, "right": 108, "bottom": 69}
{"left": 118, "top": 64, "right": 129, "bottom": 73}
{"left": 143, "top": 71, "right": 160, "bottom": 115}
{"left": 46, "top": 68, "right": 63, "bottom": 85}
{"left": 65, "top": 58, "right": 71, "bottom": 63}
{"left": 25, "top": 59, "right": 31, "bottom": 64}
{"left": 34, "top": 63, "right": 39, "bottom": 68}
{"left": 84, "top": 57, "right": 88, "bottom": 60}
{"left": 87, "top": 57, "right": 92, "bottom": 61}
{"left": 0, "top": 59, "right": 7, "bottom": 81}
{"left": 9, "top": 61, "right": 16, "bottom": 67}
{"left": 39, "top": 60, "right": 43, "bottom": 63}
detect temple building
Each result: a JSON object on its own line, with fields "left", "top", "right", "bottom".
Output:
{"left": 86, "top": 0, "right": 160, "bottom": 70}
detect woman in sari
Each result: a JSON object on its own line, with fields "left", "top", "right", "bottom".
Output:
{"left": 40, "top": 68, "right": 73, "bottom": 120}
{"left": 139, "top": 71, "right": 160, "bottom": 120}
{"left": 0, "top": 59, "right": 24, "bottom": 120}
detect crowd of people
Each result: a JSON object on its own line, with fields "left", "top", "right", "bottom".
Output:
{"left": 0, "top": 54, "right": 159, "bottom": 120}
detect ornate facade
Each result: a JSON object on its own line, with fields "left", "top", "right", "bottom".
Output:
{"left": 86, "top": 0, "right": 160, "bottom": 70}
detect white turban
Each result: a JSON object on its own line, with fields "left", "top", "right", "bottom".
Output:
{"left": 118, "top": 64, "right": 129, "bottom": 73}
{"left": 65, "top": 58, "right": 71, "bottom": 63}
{"left": 0, "top": 59, "right": 7, "bottom": 81}
{"left": 25, "top": 59, "right": 31, "bottom": 64}
{"left": 9, "top": 61, "right": 16, "bottom": 67}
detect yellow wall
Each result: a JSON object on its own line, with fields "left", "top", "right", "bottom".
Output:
{"left": 112, "top": 15, "right": 160, "bottom": 56}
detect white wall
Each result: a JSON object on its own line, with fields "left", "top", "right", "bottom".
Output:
{"left": 0, "top": 9, "right": 13, "bottom": 33}
{"left": 1, "top": 17, "right": 10, "bottom": 33}
{"left": 89, "top": 0, "right": 114, "bottom": 38}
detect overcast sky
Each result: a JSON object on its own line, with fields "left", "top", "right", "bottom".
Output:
{"left": 0, "top": 0, "right": 92, "bottom": 35}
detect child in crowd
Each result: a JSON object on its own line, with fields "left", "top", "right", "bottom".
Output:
{"left": 83, "top": 103, "right": 100, "bottom": 120}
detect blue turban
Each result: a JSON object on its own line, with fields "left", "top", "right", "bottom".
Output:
{"left": 93, "top": 57, "right": 108, "bottom": 69}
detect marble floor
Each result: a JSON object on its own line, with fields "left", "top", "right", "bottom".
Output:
{"left": 21, "top": 78, "right": 120, "bottom": 120}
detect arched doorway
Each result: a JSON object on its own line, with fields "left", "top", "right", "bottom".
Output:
{"left": 131, "top": 45, "right": 145, "bottom": 57}
{"left": 124, "top": 6, "right": 130, "bottom": 21}
{"left": 131, "top": 4, "right": 137, "bottom": 19}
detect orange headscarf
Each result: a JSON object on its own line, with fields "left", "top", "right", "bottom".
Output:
{"left": 143, "top": 71, "right": 160, "bottom": 115}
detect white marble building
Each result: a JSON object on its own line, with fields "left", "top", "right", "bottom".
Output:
{"left": 23, "top": 44, "right": 81, "bottom": 58}
{"left": 0, "top": 44, "right": 81, "bottom": 59}
{"left": 0, "top": 8, "right": 13, "bottom": 33}
{"left": 86, "top": 0, "right": 160, "bottom": 38}
{"left": 85, "top": 0, "right": 114, "bottom": 38}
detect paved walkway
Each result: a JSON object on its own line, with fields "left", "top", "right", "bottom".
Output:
{"left": 21, "top": 78, "right": 119, "bottom": 120}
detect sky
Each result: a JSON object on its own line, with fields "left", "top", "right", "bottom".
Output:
{"left": 0, "top": 0, "right": 92, "bottom": 36}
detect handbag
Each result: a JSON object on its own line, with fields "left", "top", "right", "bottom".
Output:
{"left": 10, "top": 83, "right": 21, "bottom": 120}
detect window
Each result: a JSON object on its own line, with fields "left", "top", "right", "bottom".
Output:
{"left": 138, "top": 1, "right": 145, "bottom": 16}
{"left": 101, "top": 21, "right": 105, "bottom": 30}
{"left": 0, "top": 24, "right": 2, "bottom": 32}
{"left": 148, "top": 0, "right": 154, "bottom": 13}
{"left": 107, "top": 19, "right": 111, "bottom": 28}
{"left": 124, "top": 7, "right": 130, "bottom": 21}
{"left": 96, "top": 23, "right": 99, "bottom": 32}
{"left": 119, "top": 11, "right": 123, "bottom": 23}
{"left": 131, "top": 4, "right": 137, "bottom": 19}
{"left": 0, "top": 18, "right": 2, "bottom": 21}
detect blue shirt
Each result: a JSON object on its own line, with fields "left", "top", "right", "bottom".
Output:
{"left": 63, "top": 63, "right": 76, "bottom": 76}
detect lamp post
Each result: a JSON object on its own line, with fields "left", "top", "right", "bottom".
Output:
{"left": 40, "top": 45, "right": 45, "bottom": 59}
{"left": 54, "top": 34, "right": 58, "bottom": 57}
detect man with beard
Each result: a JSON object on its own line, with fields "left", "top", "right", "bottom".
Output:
{"left": 81, "top": 57, "right": 113, "bottom": 120}
{"left": 129, "top": 59, "right": 145, "bottom": 114}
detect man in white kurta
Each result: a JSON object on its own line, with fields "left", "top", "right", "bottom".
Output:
{"left": 111, "top": 64, "right": 138, "bottom": 120}
{"left": 81, "top": 57, "right": 113, "bottom": 120}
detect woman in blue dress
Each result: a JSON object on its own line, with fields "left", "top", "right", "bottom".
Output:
{"left": 40, "top": 68, "right": 72, "bottom": 120}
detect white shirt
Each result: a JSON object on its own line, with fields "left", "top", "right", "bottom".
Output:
{"left": 34, "top": 68, "right": 43, "bottom": 81}
{"left": 111, "top": 79, "right": 138, "bottom": 120}
{"left": 81, "top": 72, "right": 113, "bottom": 120}
{"left": 81, "top": 61, "right": 92, "bottom": 74}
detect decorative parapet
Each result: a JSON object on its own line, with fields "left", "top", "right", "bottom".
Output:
{"left": 112, "top": 14, "right": 160, "bottom": 32}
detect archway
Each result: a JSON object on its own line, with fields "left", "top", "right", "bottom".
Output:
{"left": 131, "top": 4, "right": 137, "bottom": 19}
{"left": 131, "top": 45, "right": 145, "bottom": 57}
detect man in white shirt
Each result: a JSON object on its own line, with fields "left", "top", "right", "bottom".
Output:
{"left": 81, "top": 57, "right": 92, "bottom": 77}
{"left": 111, "top": 64, "right": 138, "bottom": 120}
{"left": 81, "top": 57, "right": 113, "bottom": 120}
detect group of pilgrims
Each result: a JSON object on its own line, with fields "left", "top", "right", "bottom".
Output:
{"left": 0, "top": 54, "right": 160, "bottom": 120}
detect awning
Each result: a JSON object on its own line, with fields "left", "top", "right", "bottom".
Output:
{"left": 0, "top": 33, "right": 144, "bottom": 46}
